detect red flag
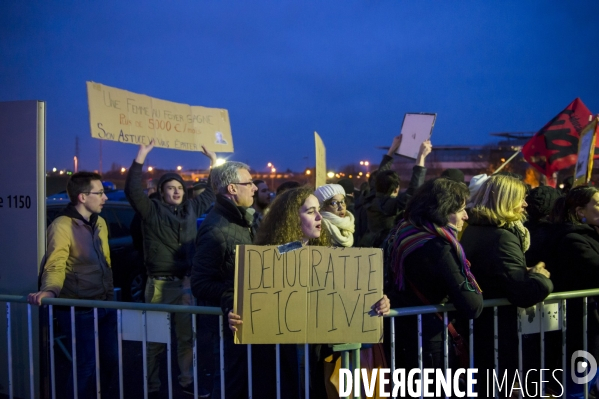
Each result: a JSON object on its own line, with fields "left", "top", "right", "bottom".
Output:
{"left": 522, "top": 98, "right": 593, "bottom": 178}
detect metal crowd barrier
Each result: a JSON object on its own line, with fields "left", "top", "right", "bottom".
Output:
{"left": 2, "top": 289, "right": 599, "bottom": 399}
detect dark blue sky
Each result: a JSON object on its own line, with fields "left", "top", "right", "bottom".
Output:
{"left": 2, "top": 1, "right": 598, "bottom": 174}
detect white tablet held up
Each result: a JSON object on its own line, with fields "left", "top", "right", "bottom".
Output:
{"left": 395, "top": 113, "right": 436, "bottom": 159}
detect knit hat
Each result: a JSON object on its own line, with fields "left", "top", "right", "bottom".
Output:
{"left": 158, "top": 172, "right": 187, "bottom": 201}
{"left": 526, "top": 186, "right": 561, "bottom": 222}
{"left": 441, "top": 168, "right": 465, "bottom": 184}
{"left": 313, "top": 184, "right": 345, "bottom": 207}
{"left": 468, "top": 174, "right": 489, "bottom": 201}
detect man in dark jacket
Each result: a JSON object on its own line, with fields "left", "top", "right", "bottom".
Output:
{"left": 359, "top": 139, "right": 432, "bottom": 247}
{"left": 191, "top": 160, "right": 256, "bottom": 399}
{"left": 125, "top": 141, "right": 216, "bottom": 397}
{"left": 354, "top": 135, "right": 403, "bottom": 243}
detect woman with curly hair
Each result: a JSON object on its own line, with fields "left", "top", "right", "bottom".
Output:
{"left": 254, "top": 186, "right": 332, "bottom": 246}
{"left": 461, "top": 174, "right": 553, "bottom": 396}
{"left": 229, "top": 186, "right": 389, "bottom": 398}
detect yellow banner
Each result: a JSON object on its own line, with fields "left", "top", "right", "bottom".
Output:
{"left": 315, "top": 132, "right": 326, "bottom": 188}
{"left": 87, "top": 82, "right": 233, "bottom": 152}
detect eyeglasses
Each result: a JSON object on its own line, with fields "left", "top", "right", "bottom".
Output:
{"left": 233, "top": 181, "right": 255, "bottom": 187}
{"left": 84, "top": 191, "right": 105, "bottom": 196}
{"left": 327, "top": 199, "right": 346, "bottom": 208}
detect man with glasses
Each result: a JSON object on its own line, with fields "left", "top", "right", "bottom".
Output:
{"left": 28, "top": 172, "right": 117, "bottom": 398}
{"left": 125, "top": 141, "right": 216, "bottom": 398}
{"left": 191, "top": 161, "right": 257, "bottom": 398}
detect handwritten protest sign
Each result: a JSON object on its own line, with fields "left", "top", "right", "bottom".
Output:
{"left": 573, "top": 117, "right": 598, "bottom": 187}
{"left": 315, "top": 132, "right": 327, "bottom": 188}
{"left": 233, "top": 245, "right": 383, "bottom": 344}
{"left": 86, "top": 82, "right": 234, "bottom": 153}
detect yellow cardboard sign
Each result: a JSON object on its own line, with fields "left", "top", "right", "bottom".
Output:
{"left": 315, "top": 132, "right": 327, "bottom": 188}
{"left": 86, "top": 82, "right": 233, "bottom": 152}
{"left": 573, "top": 117, "right": 598, "bottom": 188}
{"left": 234, "top": 245, "right": 383, "bottom": 344}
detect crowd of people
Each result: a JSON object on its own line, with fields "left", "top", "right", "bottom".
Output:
{"left": 27, "top": 136, "right": 599, "bottom": 399}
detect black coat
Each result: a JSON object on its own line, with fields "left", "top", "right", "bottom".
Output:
{"left": 359, "top": 165, "right": 427, "bottom": 248}
{"left": 191, "top": 195, "right": 254, "bottom": 312}
{"left": 354, "top": 154, "right": 395, "bottom": 244}
{"left": 461, "top": 215, "right": 553, "bottom": 307}
{"left": 461, "top": 215, "right": 553, "bottom": 393}
{"left": 401, "top": 237, "right": 483, "bottom": 319}
{"left": 125, "top": 161, "right": 215, "bottom": 276}
{"left": 552, "top": 223, "right": 599, "bottom": 292}
{"left": 386, "top": 235, "right": 483, "bottom": 372}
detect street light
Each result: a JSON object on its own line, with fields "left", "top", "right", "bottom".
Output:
{"left": 214, "top": 158, "right": 226, "bottom": 167}
{"left": 148, "top": 166, "right": 153, "bottom": 172}
{"left": 268, "top": 163, "right": 276, "bottom": 188}
{"left": 327, "top": 171, "right": 335, "bottom": 179}
{"left": 177, "top": 166, "right": 182, "bottom": 171}
{"left": 360, "top": 160, "right": 370, "bottom": 173}
{"left": 120, "top": 167, "right": 126, "bottom": 173}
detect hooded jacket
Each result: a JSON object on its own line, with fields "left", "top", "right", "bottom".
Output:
{"left": 359, "top": 164, "right": 427, "bottom": 247}
{"left": 41, "top": 203, "right": 113, "bottom": 300}
{"left": 125, "top": 160, "right": 215, "bottom": 277}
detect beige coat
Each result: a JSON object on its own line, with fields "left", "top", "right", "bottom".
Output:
{"left": 41, "top": 215, "right": 113, "bottom": 300}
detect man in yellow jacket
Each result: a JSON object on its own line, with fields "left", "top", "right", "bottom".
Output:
{"left": 28, "top": 171, "right": 116, "bottom": 398}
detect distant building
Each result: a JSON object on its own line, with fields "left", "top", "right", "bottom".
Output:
{"left": 391, "top": 133, "right": 535, "bottom": 184}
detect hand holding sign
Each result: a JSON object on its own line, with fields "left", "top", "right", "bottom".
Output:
{"left": 201, "top": 145, "right": 217, "bottom": 167}
{"left": 228, "top": 311, "right": 243, "bottom": 333}
{"left": 135, "top": 139, "right": 155, "bottom": 164}
{"left": 371, "top": 294, "right": 391, "bottom": 316}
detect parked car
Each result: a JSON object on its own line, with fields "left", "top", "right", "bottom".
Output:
{"left": 46, "top": 199, "right": 145, "bottom": 302}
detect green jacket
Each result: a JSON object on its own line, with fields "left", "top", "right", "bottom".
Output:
{"left": 41, "top": 208, "right": 113, "bottom": 300}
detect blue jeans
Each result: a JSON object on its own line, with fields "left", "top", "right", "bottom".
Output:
{"left": 55, "top": 307, "right": 118, "bottom": 399}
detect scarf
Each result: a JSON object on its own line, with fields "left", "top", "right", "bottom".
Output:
{"left": 389, "top": 219, "right": 482, "bottom": 294}
{"left": 506, "top": 220, "right": 531, "bottom": 252}
{"left": 321, "top": 211, "right": 355, "bottom": 247}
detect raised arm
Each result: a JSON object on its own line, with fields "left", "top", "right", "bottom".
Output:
{"left": 415, "top": 139, "right": 432, "bottom": 167}
{"left": 125, "top": 142, "right": 155, "bottom": 219}
{"left": 378, "top": 135, "right": 403, "bottom": 173}
{"left": 396, "top": 139, "right": 432, "bottom": 210}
